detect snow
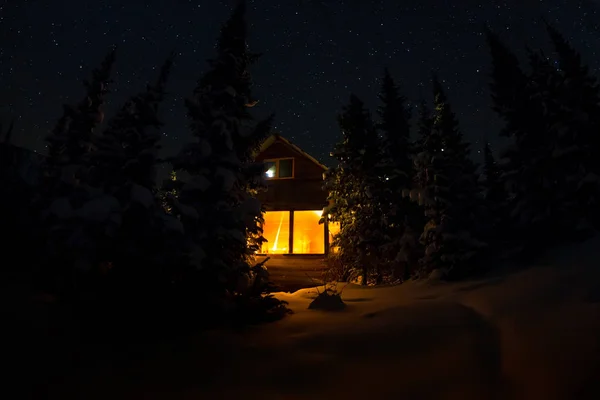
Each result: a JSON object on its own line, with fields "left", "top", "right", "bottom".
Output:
{"left": 48, "top": 236, "right": 600, "bottom": 399}
{"left": 177, "top": 202, "right": 199, "bottom": 220}
{"left": 216, "top": 167, "right": 236, "bottom": 191}
{"left": 78, "top": 195, "right": 120, "bottom": 222}
{"left": 198, "top": 139, "right": 212, "bottom": 157}
{"left": 182, "top": 175, "right": 211, "bottom": 192}
{"left": 49, "top": 197, "right": 73, "bottom": 219}
{"left": 224, "top": 86, "right": 237, "bottom": 97}
{"left": 161, "top": 214, "right": 184, "bottom": 234}
{"left": 130, "top": 184, "right": 154, "bottom": 208}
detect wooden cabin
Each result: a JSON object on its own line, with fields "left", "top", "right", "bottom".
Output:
{"left": 254, "top": 134, "right": 339, "bottom": 256}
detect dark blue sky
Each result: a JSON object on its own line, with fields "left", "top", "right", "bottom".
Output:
{"left": 1, "top": 0, "right": 599, "bottom": 172}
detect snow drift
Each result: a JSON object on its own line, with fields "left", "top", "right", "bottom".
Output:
{"left": 49, "top": 237, "right": 600, "bottom": 399}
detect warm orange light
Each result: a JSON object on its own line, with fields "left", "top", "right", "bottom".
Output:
{"left": 293, "top": 210, "right": 325, "bottom": 254}
{"left": 261, "top": 211, "right": 290, "bottom": 254}
{"left": 328, "top": 221, "right": 340, "bottom": 253}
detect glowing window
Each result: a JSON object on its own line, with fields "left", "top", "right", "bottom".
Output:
{"left": 328, "top": 221, "right": 340, "bottom": 253}
{"left": 261, "top": 211, "right": 290, "bottom": 254}
{"left": 264, "top": 158, "right": 294, "bottom": 179}
{"left": 292, "top": 210, "right": 325, "bottom": 254}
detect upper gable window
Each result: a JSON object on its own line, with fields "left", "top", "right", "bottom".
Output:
{"left": 264, "top": 158, "right": 294, "bottom": 179}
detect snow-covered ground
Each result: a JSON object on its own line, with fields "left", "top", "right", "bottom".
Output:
{"left": 49, "top": 237, "right": 600, "bottom": 399}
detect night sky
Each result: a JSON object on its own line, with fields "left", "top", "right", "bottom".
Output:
{"left": 2, "top": 0, "right": 599, "bottom": 174}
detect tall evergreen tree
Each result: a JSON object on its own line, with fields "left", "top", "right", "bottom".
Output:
{"left": 417, "top": 77, "right": 484, "bottom": 278}
{"left": 480, "top": 142, "right": 507, "bottom": 244}
{"left": 45, "top": 48, "right": 116, "bottom": 189}
{"left": 91, "top": 53, "right": 175, "bottom": 195}
{"left": 377, "top": 68, "right": 412, "bottom": 184}
{"left": 324, "top": 94, "right": 385, "bottom": 284}
{"left": 544, "top": 22, "right": 600, "bottom": 230}
{"left": 37, "top": 49, "right": 117, "bottom": 295}
{"left": 376, "top": 68, "right": 421, "bottom": 280}
{"left": 482, "top": 142, "right": 504, "bottom": 205}
{"left": 87, "top": 53, "right": 183, "bottom": 288}
{"left": 1, "top": 118, "right": 14, "bottom": 144}
{"left": 486, "top": 28, "right": 550, "bottom": 251}
{"left": 486, "top": 27, "right": 597, "bottom": 253}
{"left": 413, "top": 99, "right": 435, "bottom": 197}
{"left": 169, "top": 0, "right": 273, "bottom": 297}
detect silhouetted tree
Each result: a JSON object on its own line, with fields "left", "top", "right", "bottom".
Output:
{"left": 88, "top": 53, "right": 185, "bottom": 291}
{"left": 324, "top": 94, "right": 385, "bottom": 284}
{"left": 38, "top": 48, "right": 117, "bottom": 296}
{"left": 416, "top": 77, "right": 484, "bottom": 278}
{"left": 544, "top": 22, "right": 600, "bottom": 230}
{"left": 376, "top": 68, "right": 421, "bottom": 280}
{"left": 169, "top": 0, "right": 276, "bottom": 301}
{"left": 486, "top": 26, "right": 599, "bottom": 255}
{"left": 45, "top": 48, "right": 116, "bottom": 188}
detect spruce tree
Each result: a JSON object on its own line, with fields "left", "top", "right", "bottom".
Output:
{"left": 377, "top": 68, "right": 412, "bottom": 184}
{"left": 482, "top": 142, "right": 505, "bottom": 205}
{"left": 486, "top": 29, "right": 551, "bottom": 252}
{"left": 324, "top": 94, "right": 385, "bottom": 284}
{"left": 159, "top": 170, "right": 179, "bottom": 214}
{"left": 525, "top": 48, "right": 571, "bottom": 234}
{"left": 417, "top": 77, "right": 484, "bottom": 278}
{"left": 480, "top": 142, "right": 507, "bottom": 244}
{"left": 38, "top": 49, "right": 117, "bottom": 296}
{"left": 91, "top": 53, "right": 175, "bottom": 195}
{"left": 45, "top": 48, "right": 116, "bottom": 189}
{"left": 376, "top": 68, "right": 421, "bottom": 280}
{"left": 89, "top": 53, "right": 182, "bottom": 288}
{"left": 486, "top": 27, "right": 596, "bottom": 253}
{"left": 413, "top": 100, "right": 435, "bottom": 198}
{"left": 1, "top": 118, "right": 14, "bottom": 144}
{"left": 170, "top": 0, "right": 274, "bottom": 298}
{"left": 544, "top": 22, "right": 600, "bottom": 230}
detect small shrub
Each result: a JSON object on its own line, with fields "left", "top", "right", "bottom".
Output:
{"left": 308, "top": 283, "right": 347, "bottom": 311}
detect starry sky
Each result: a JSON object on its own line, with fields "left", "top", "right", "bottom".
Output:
{"left": 1, "top": 0, "right": 599, "bottom": 173}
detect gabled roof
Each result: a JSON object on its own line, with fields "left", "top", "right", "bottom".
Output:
{"left": 257, "top": 133, "right": 328, "bottom": 171}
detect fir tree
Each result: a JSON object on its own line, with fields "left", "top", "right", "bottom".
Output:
{"left": 159, "top": 170, "right": 179, "bottom": 214}
{"left": 486, "top": 27, "right": 596, "bottom": 253}
{"left": 38, "top": 49, "right": 117, "bottom": 296}
{"left": 45, "top": 48, "right": 116, "bottom": 188}
{"left": 376, "top": 68, "right": 421, "bottom": 280}
{"left": 482, "top": 142, "right": 504, "bottom": 205}
{"left": 91, "top": 52, "right": 175, "bottom": 195}
{"left": 480, "top": 142, "right": 508, "bottom": 244}
{"left": 413, "top": 100, "right": 435, "bottom": 197}
{"left": 89, "top": 53, "right": 183, "bottom": 288}
{"left": 170, "top": 0, "right": 274, "bottom": 298}
{"left": 1, "top": 118, "right": 14, "bottom": 144}
{"left": 486, "top": 29, "right": 550, "bottom": 251}
{"left": 377, "top": 68, "right": 412, "bottom": 184}
{"left": 325, "top": 94, "right": 385, "bottom": 284}
{"left": 544, "top": 22, "right": 600, "bottom": 230}
{"left": 417, "top": 77, "right": 484, "bottom": 278}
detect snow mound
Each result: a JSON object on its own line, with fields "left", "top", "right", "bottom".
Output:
{"left": 78, "top": 195, "right": 120, "bottom": 222}
{"left": 59, "top": 236, "right": 600, "bottom": 400}
{"left": 130, "top": 183, "right": 154, "bottom": 208}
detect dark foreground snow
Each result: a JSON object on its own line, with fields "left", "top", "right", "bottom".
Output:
{"left": 12, "top": 237, "right": 600, "bottom": 399}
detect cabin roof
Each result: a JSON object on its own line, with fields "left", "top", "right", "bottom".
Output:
{"left": 258, "top": 134, "right": 328, "bottom": 171}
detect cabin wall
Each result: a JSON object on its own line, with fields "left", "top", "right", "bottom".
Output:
{"left": 255, "top": 141, "right": 325, "bottom": 179}
{"left": 255, "top": 139, "right": 327, "bottom": 211}
{"left": 254, "top": 137, "right": 332, "bottom": 254}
